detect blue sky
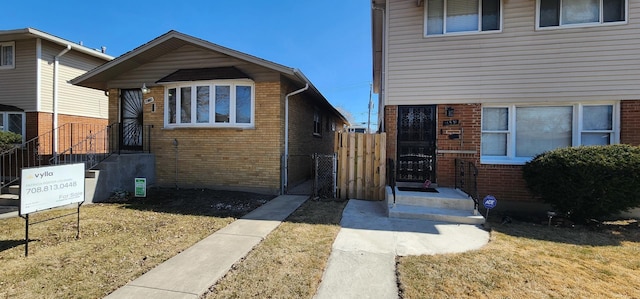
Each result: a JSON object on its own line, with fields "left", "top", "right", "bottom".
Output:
{"left": 4, "top": 0, "right": 376, "bottom": 128}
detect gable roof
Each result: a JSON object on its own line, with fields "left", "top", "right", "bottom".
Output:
{"left": 71, "top": 30, "right": 347, "bottom": 123}
{"left": 73, "top": 30, "right": 301, "bottom": 90}
{"left": 0, "top": 28, "right": 114, "bottom": 61}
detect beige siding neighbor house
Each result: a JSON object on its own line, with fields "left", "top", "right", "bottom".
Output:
{"left": 0, "top": 28, "right": 113, "bottom": 147}
{"left": 72, "top": 31, "right": 347, "bottom": 195}
{"left": 373, "top": 0, "right": 640, "bottom": 209}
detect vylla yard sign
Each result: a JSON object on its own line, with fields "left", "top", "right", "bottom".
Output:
{"left": 20, "top": 163, "right": 85, "bottom": 215}
{"left": 19, "top": 163, "right": 85, "bottom": 256}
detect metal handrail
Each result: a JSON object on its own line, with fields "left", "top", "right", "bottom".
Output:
{"left": 0, "top": 122, "right": 151, "bottom": 190}
{"left": 454, "top": 158, "right": 480, "bottom": 211}
{"left": 49, "top": 124, "right": 113, "bottom": 170}
{"left": 0, "top": 122, "right": 81, "bottom": 189}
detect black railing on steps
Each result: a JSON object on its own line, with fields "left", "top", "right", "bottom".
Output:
{"left": 0, "top": 122, "right": 152, "bottom": 190}
{"left": 454, "top": 158, "right": 479, "bottom": 211}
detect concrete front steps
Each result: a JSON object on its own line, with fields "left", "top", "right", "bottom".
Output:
{"left": 386, "top": 184, "right": 485, "bottom": 225}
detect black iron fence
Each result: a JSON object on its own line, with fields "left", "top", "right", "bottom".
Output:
{"left": 0, "top": 122, "right": 152, "bottom": 190}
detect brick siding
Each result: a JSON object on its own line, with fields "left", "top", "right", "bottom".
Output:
{"left": 386, "top": 101, "right": 640, "bottom": 202}
{"left": 621, "top": 100, "right": 640, "bottom": 145}
{"left": 285, "top": 79, "right": 343, "bottom": 188}
{"left": 111, "top": 80, "right": 343, "bottom": 195}
{"left": 25, "top": 111, "right": 108, "bottom": 155}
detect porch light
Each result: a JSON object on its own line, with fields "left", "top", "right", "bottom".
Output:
{"left": 141, "top": 83, "right": 151, "bottom": 94}
{"left": 445, "top": 107, "right": 454, "bottom": 117}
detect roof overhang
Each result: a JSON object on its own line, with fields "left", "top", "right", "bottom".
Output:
{"left": 71, "top": 30, "right": 302, "bottom": 91}
{"left": 70, "top": 30, "right": 348, "bottom": 124}
{"left": 0, "top": 28, "right": 113, "bottom": 61}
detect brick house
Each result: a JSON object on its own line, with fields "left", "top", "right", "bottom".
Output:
{"left": 373, "top": 0, "right": 640, "bottom": 211}
{"left": 0, "top": 28, "right": 112, "bottom": 149}
{"left": 72, "top": 31, "right": 346, "bottom": 195}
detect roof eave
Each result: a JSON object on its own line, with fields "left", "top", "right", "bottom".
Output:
{"left": 0, "top": 28, "right": 114, "bottom": 61}
{"left": 291, "top": 69, "right": 349, "bottom": 124}
{"left": 71, "top": 30, "right": 297, "bottom": 89}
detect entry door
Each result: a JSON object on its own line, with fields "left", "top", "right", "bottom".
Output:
{"left": 120, "top": 89, "right": 143, "bottom": 151}
{"left": 397, "top": 106, "right": 436, "bottom": 182}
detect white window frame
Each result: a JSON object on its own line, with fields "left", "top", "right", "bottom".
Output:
{"left": 163, "top": 79, "right": 255, "bottom": 129}
{"left": 0, "top": 111, "right": 26, "bottom": 142}
{"left": 536, "top": 0, "right": 628, "bottom": 30}
{"left": 480, "top": 102, "right": 619, "bottom": 165}
{"left": 424, "top": 0, "right": 503, "bottom": 37}
{"left": 0, "top": 42, "right": 15, "bottom": 70}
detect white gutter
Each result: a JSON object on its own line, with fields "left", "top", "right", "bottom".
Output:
{"left": 283, "top": 83, "right": 309, "bottom": 194}
{"left": 53, "top": 44, "right": 71, "bottom": 156}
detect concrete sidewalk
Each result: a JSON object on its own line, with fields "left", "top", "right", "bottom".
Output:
{"left": 314, "top": 199, "right": 490, "bottom": 299}
{"left": 105, "top": 195, "right": 307, "bottom": 299}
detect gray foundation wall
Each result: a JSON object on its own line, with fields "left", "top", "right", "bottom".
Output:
{"left": 89, "top": 154, "right": 156, "bottom": 203}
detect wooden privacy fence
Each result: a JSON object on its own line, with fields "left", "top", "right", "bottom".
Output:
{"left": 334, "top": 131, "right": 386, "bottom": 200}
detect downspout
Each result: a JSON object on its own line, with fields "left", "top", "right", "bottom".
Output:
{"left": 283, "top": 83, "right": 309, "bottom": 194}
{"left": 53, "top": 44, "right": 72, "bottom": 157}
{"left": 373, "top": 3, "right": 387, "bottom": 132}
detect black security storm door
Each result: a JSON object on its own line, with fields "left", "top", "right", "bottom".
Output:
{"left": 396, "top": 105, "right": 437, "bottom": 182}
{"left": 120, "top": 89, "right": 144, "bottom": 151}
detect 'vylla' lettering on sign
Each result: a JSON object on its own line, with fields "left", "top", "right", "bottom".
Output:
{"left": 34, "top": 171, "right": 54, "bottom": 178}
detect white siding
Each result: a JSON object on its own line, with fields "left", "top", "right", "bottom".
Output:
{"left": 0, "top": 39, "right": 37, "bottom": 111}
{"left": 40, "top": 41, "right": 108, "bottom": 118}
{"left": 385, "top": 0, "right": 640, "bottom": 105}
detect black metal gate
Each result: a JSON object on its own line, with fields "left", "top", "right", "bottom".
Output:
{"left": 120, "top": 89, "right": 144, "bottom": 151}
{"left": 397, "top": 105, "right": 436, "bottom": 182}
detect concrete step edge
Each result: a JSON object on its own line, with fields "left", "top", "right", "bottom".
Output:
{"left": 388, "top": 204, "right": 485, "bottom": 225}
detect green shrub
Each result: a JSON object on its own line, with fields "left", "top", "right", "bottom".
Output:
{"left": 522, "top": 144, "right": 640, "bottom": 222}
{"left": 0, "top": 131, "right": 22, "bottom": 152}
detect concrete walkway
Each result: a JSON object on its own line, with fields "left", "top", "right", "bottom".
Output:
{"left": 314, "top": 199, "right": 490, "bottom": 299}
{"left": 105, "top": 195, "right": 307, "bottom": 299}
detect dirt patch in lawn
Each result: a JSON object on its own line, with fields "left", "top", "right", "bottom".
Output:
{"left": 107, "top": 187, "right": 275, "bottom": 217}
{"left": 0, "top": 188, "right": 275, "bottom": 299}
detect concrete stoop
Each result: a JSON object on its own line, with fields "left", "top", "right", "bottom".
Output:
{"left": 386, "top": 186, "right": 485, "bottom": 225}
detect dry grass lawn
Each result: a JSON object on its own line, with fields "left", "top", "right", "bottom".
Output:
{"left": 398, "top": 220, "right": 640, "bottom": 299}
{"left": 204, "top": 199, "right": 347, "bottom": 298}
{"left": 6, "top": 189, "right": 636, "bottom": 299}
{"left": 0, "top": 188, "right": 273, "bottom": 299}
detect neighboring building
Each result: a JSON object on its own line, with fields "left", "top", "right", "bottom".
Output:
{"left": 0, "top": 28, "right": 113, "bottom": 148}
{"left": 72, "top": 30, "right": 347, "bottom": 195}
{"left": 372, "top": 0, "right": 640, "bottom": 206}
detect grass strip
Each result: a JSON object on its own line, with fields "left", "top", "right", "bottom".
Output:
{"left": 397, "top": 220, "right": 640, "bottom": 298}
{"left": 205, "top": 199, "right": 347, "bottom": 298}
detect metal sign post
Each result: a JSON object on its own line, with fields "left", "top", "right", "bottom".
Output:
{"left": 483, "top": 195, "right": 497, "bottom": 221}
{"left": 19, "top": 163, "right": 85, "bottom": 257}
